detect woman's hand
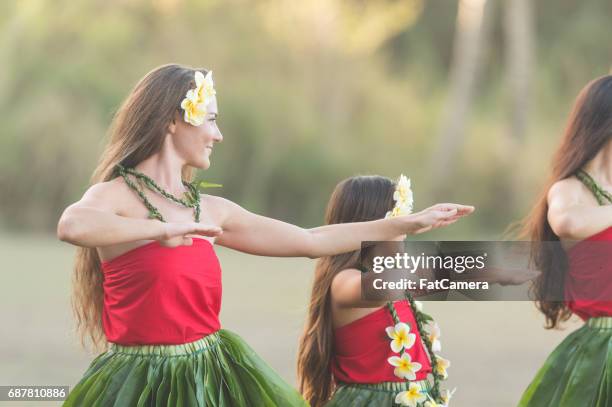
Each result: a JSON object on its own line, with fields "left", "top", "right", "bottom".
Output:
{"left": 399, "top": 203, "right": 475, "bottom": 235}
{"left": 159, "top": 222, "right": 223, "bottom": 247}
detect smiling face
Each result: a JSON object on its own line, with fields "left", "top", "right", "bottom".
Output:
{"left": 169, "top": 95, "right": 223, "bottom": 169}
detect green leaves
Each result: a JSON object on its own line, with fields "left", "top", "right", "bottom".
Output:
{"left": 197, "top": 181, "right": 223, "bottom": 189}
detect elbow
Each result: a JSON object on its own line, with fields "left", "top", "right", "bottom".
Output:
{"left": 551, "top": 213, "right": 581, "bottom": 239}
{"left": 57, "top": 210, "right": 80, "bottom": 244}
{"left": 303, "top": 229, "right": 321, "bottom": 259}
{"left": 305, "top": 252, "right": 319, "bottom": 260}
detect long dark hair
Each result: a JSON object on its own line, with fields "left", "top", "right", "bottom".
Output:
{"left": 73, "top": 64, "right": 207, "bottom": 352}
{"left": 296, "top": 175, "right": 395, "bottom": 407}
{"left": 522, "top": 75, "right": 612, "bottom": 329}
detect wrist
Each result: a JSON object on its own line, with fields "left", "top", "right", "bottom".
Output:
{"left": 387, "top": 216, "right": 412, "bottom": 236}
{"left": 151, "top": 219, "right": 169, "bottom": 241}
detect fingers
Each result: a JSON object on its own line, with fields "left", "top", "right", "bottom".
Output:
{"left": 432, "top": 208, "right": 458, "bottom": 220}
{"left": 431, "top": 203, "right": 475, "bottom": 214}
{"left": 192, "top": 224, "right": 223, "bottom": 237}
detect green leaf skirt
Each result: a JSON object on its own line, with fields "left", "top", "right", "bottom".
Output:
{"left": 63, "top": 329, "right": 308, "bottom": 407}
{"left": 325, "top": 379, "right": 432, "bottom": 406}
{"left": 518, "top": 316, "right": 612, "bottom": 407}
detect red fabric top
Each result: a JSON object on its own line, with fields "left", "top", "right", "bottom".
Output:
{"left": 566, "top": 227, "right": 612, "bottom": 320}
{"left": 100, "top": 238, "right": 222, "bottom": 345}
{"left": 332, "top": 300, "right": 432, "bottom": 384}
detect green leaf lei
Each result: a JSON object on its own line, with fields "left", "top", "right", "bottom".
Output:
{"left": 114, "top": 164, "right": 222, "bottom": 223}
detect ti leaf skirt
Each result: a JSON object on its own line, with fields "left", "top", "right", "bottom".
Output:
{"left": 518, "top": 316, "right": 612, "bottom": 407}
{"left": 63, "top": 329, "right": 308, "bottom": 407}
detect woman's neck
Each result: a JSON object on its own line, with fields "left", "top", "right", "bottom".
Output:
{"left": 584, "top": 140, "right": 612, "bottom": 186}
{"left": 134, "top": 152, "right": 188, "bottom": 196}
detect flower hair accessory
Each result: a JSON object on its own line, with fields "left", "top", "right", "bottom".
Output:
{"left": 385, "top": 174, "right": 413, "bottom": 218}
{"left": 180, "top": 70, "right": 216, "bottom": 126}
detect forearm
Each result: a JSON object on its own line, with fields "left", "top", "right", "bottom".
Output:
{"left": 57, "top": 206, "right": 166, "bottom": 248}
{"left": 307, "top": 218, "right": 404, "bottom": 258}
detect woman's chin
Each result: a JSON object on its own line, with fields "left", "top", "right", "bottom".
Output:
{"left": 189, "top": 159, "right": 210, "bottom": 170}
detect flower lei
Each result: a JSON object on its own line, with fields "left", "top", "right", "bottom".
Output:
{"left": 383, "top": 175, "right": 455, "bottom": 407}
{"left": 180, "top": 70, "right": 216, "bottom": 126}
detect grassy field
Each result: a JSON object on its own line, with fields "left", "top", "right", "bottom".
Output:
{"left": 0, "top": 234, "right": 582, "bottom": 406}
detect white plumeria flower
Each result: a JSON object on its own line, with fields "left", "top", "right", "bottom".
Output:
{"left": 386, "top": 322, "right": 416, "bottom": 353}
{"left": 427, "top": 322, "right": 442, "bottom": 352}
{"left": 394, "top": 174, "right": 413, "bottom": 207}
{"left": 181, "top": 71, "right": 216, "bottom": 126}
{"left": 394, "top": 382, "right": 426, "bottom": 407}
{"left": 181, "top": 96, "right": 207, "bottom": 126}
{"left": 195, "top": 71, "right": 216, "bottom": 104}
{"left": 435, "top": 355, "right": 451, "bottom": 379}
{"left": 385, "top": 174, "right": 414, "bottom": 219}
{"left": 387, "top": 353, "right": 422, "bottom": 380}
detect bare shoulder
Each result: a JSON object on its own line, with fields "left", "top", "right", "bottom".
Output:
{"left": 331, "top": 268, "right": 362, "bottom": 295}
{"left": 548, "top": 177, "right": 592, "bottom": 207}
{"left": 330, "top": 268, "right": 387, "bottom": 312}
{"left": 77, "top": 177, "right": 134, "bottom": 214}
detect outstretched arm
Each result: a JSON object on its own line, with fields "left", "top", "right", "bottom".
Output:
{"left": 210, "top": 196, "right": 474, "bottom": 258}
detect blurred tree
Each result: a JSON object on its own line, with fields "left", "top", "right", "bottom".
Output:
{"left": 0, "top": 0, "right": 610, "bottom": 237}
{"left": 255, "top": 0, "right": 423, "bottom": 55}
{"left": 429, "top": 0, "right": 494, "bottom": 193}
{"left": 504, "top": 0, "right": 534, "bottom": 142}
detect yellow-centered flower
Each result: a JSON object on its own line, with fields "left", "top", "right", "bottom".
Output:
{"left": 196, "top": 70, "right": 216, "bottom": 103}
{"left": 385, "top": 174, "right": 413, "bottom": 218}
{"left": 435, "top": 355, "right": 451, "bottom": 379}
{"left": 386, "top": 322, "right": 416, "bottom": 353}
{"left": 180, "top": 71, "right": 216, "bottom": 126}
{"left": 387, "top": 353, "right": 422, "bottom": 380}
{"left": 394, "top": 382, "right": 426, "bottom": 407}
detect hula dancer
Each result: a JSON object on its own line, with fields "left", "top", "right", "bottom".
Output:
{"left": 298, "top": 176, "right": 459, "bottom": 407}
{"left": 518, "top": 75, "right": 612, "bottom": 406}
{"left": 57, "top": 64, "right": 474, "bottom": 406}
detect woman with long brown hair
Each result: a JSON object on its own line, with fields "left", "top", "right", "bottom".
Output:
{"left": 297, "top": 176, "right": 460, "bottom": 407}
{"left": 518, "top": 75, "right": 612, "bottom": 406}
{"left": 56, "top": 64, "right": 474, "bottom": 406}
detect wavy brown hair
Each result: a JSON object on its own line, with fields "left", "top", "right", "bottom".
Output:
{"left": 297, "top": 175, "right": 395, "bottom": 407}
{"left": 71, "top": 64, "right": 208, "bottom": 352}
{"left": 521, "top": 75, "right": 612, "bottom": 329}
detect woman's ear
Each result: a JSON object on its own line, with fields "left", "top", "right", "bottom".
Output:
{"left": 168, "top": 111, "right": 181, "bottom": 134}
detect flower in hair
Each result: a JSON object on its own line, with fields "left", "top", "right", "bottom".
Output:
{"left": 385, "top": 174, "right": 413, "bottom": 218}
{"left": 180, "top": 71, "right": 216, "bottom": 126}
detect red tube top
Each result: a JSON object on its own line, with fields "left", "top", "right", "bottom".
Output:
{"left": 100, "top": 238, "right": 222, "bottom": 345}
{"left": 566, "top": 227, "right": 612, "bottom": 320}
{"left": 332, "top": 300, "right": 432, "bottom": 384}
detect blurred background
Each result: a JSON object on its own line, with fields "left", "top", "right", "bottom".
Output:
{"left": 0, "top": 0, "right": 610, "bottom": 405}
